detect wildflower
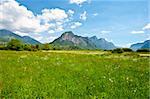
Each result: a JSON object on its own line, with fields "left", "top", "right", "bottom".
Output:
{"left": 103, "top": 76, "right": 106, "bottom": 79}
{"left": 109, "top": 78, "right": 113, "bottom": 82}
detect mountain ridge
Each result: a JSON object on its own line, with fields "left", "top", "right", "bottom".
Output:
{"left": 51, "top": 31, "right": 116, "bottom": 50}
{"left": 130, "top": 40, "right": 150, "bottom": 51}
{"left": 0, "top": 29, "right": 41, "bottom": 44}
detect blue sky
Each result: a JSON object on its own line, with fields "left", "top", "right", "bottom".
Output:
{"left": 1, "top": 0, "right": 150, "bottom": 47}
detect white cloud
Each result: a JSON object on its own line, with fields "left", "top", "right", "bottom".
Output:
{"left": 0, "top": 0, "right": 86, "bottom": 43}
{"left": 80, "top": 11, "right": 87, "bottom": 21}
{"left": 70, "top": 22, "right": 82, "bottom": 29}
{"left": 100, "top": 30, "right": 111, "bottom": 34}
{"left": 14, "top": 31, "right": 29, "bottom": 36}
{"left": 67, "top": 9, "right": 75, "bottom": 16}
{"left": 69, "top": 0, "right": 87, "bottom": 6}
{"left": 131, "top": 30, "right": 144, "bottom": 34}
{"left": 38, "top": 8, "right": 68, "bottom": 22}
{"left": 120, "top": 43, "right": 133, "bottom": 48}
{"left": 0, "top": 0, "right": 41, "bottom": 33}
{"left": 0, "top": 0, "right": 72, "bottom": 35}
{"left": 55, "top": 25, "right": 64, "bottom": 32}
{"left": 93, "top": 13, "right": 98, "bottom": 16}
{"left": 35, "top": 36, "right": 43, "bottom": 41}
{"left": 143, "top": 23, "right": 150, "bottom": 30}
{"left": 40, "top": 36, "right": 57, "bottom": 43}
{"left": 48, "top": 30, "right": 55, "bottom": 34}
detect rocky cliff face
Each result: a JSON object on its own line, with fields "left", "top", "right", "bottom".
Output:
{"left": 51, "top": 31, "right": 96, "bottom": 49}
{"left": 51, "top": 31, "right": 116, "bottom": 50}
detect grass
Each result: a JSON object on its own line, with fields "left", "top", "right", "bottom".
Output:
{"left": 0, "top": 50, "right": 149, "bottom": 98}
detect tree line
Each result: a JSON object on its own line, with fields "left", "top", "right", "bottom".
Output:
{"left": 0, "top": 39, "right": 81, "bottom": 51}
{"left": 0, "top": 39, "right": 149, "bottom": 52}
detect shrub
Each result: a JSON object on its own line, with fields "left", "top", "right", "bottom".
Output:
{"left": 7, "top": 39, "right": 23, "bottom": 51}
{"left": 42, "top": 43, "right": 52, "bottom": 50}
{"left": 122, "top": 48, "right": 133, "bottom": 52}
{"left": 0, "top": 45, "right": 6, "bottom": 50}
{"left": 136, "top": 49, "right": 150, "bottom": 52}
{"left": 112, "top": 48, "right": 124, "bottom": 53}
{"left": 23, "top": 44, "right": 32, "bottom": 51}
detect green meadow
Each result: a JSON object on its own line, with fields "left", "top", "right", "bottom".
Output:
{"left": 0, "top": 50, "right": 149, "bottom": 98}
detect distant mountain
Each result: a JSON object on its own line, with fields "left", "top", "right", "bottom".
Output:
{"left": 89, "top": 36, "right": 116, "bottom": 50}
{"left": 51, "top": 31, "right": 116, "bottom": 50}
{"left": 51, "top": 31, "right": 96, "bottom": 49}
{"left": 0, "top": 29, "right": 41, "bottom": 44}
{"left": 130, "top": 40, "right": 150, "bottom": 51}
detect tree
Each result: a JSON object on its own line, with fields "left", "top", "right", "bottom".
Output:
{"left": 23, "top": 44, "right": 32, "bottom": 51}
{"left": 42, "top": 43, "right": 52, "bottom": 50}
{"left": 122, "top": 48, "right": 133, "bottom": 52}
{"left": 112, "top": 48, "right": 124, "bottom": 53}
{"left": 7, "top": 39, "right": 23, "bottom": 51}
{"left": 136, "top": 49, "right": 150, "bottom": 52}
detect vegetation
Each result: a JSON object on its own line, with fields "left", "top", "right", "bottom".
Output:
{"left": 7, "top": 39, "right": 24, "bottom": 51}
{"left": 112, "top": 48, "right": 134, "bottom": 53}
{"left": 0, "top": 39, "right": 82, "bottom": 51}
{"left": 136, "top": 49, "right": 150, "bottom": 52}
{"left": 112, "top": 48, "right": 124, "bottom": 53}
{"left": 0, "top": 50, "right": 149, "bottom": 98}
{"left": 121, "top": 48, "right": 133, "bottom": 52}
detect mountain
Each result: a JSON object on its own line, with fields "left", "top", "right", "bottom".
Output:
{"left": 0, "top": 29, "right": 41, "bottom": 44}
{"left": 130, "top": 40, "right": 150, "bottom": 51}
{"left": 89, "top": 36, "right": 116, "bottom": 50}
{"left": 51, "top": 31, "right": 116, "bottom": 50}
{"left": 51, "top": 31, "right": 96, "bottom": 49}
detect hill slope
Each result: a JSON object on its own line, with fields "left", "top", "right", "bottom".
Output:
{"left": 0, "top": 29, "right": 41, "bottom": 44}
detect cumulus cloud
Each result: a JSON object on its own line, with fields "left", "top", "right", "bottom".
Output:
{"left": 80, "top": 11, "right": 87, "bottom": 21}
{"left": 0, "top": 0, "right": 40, "bottom": 33}
{"left": 69, "top": 0, "right": 87, "bottom": 6}
{"left": 70, "top": 22, "right": 82, "bottom": 29}
{"left": 48, "top": 30, "right": 55, "bottom": 34}
{"left": 0, "top": 0, "right": 72, "bottom": 35}
{"left": 0, "top": 0, "right": 85, "bottom": 43}
{"left": 38, "top": 8, "right": 68, "bottom": 22}
{"left": 14, "top": 31, "right": 29, "bottom": 36}
{"left": 131, "top": 30, "right": 144, "bottom": 34}
{"left": 67, "top": 9, "right": 75, "bottom": 16}
{"left": 143, "top": 23, "right": 150, "bottom": 30}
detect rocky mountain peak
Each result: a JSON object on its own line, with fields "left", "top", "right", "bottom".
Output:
{"left": 90, "top": 36, "right": 98, "bottom": 40}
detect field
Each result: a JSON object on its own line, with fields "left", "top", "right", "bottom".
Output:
{"left": 0, "top": 50, "right": 149, "bottom": 98}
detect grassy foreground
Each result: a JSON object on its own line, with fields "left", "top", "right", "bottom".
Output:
{"left": 0, "top": 50, "right": 149, "bottom": 98}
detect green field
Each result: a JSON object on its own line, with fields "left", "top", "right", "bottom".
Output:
{"left": 0, "top": 50, "right": 149, "bottom": 98}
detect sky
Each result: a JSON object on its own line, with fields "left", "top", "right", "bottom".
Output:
{"left": 0, "top": 0, "right": 150, "bottom": 47}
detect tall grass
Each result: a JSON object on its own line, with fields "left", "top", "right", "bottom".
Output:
{"left": 0, "top": 51, "right": 149, "bottom": 98}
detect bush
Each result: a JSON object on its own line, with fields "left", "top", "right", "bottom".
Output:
{"left": 42, "top": 43, "right": 52, "bottom": 50}
{"left": 122, "top": 48, "right": 133, "bottom": 52}
{"left": 7, "top": 39, "right": 23, "bottom": 51}
{"left": 23, "top": 44, "right": 32, "bottom": 51}
{"left": 0, "top": 45, "right": 6, "bottom": 50}
{"left": 112, "top": 48, "right": 124, "bottom": 53}
{"left": 136, "top": 49, "right": 150, "bottom": 52}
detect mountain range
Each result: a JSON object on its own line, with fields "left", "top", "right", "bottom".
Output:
{"left": 0, "top": 29, "right": 149, "bottom": 50}
{"left": 0, "top": 29, "right": 41, "bottom": 44}
{"left": 130, "top": 40, "right": 150, "bottom": 51}
{"left": 51, "top": 31, "right": 116, "bottom": 50}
